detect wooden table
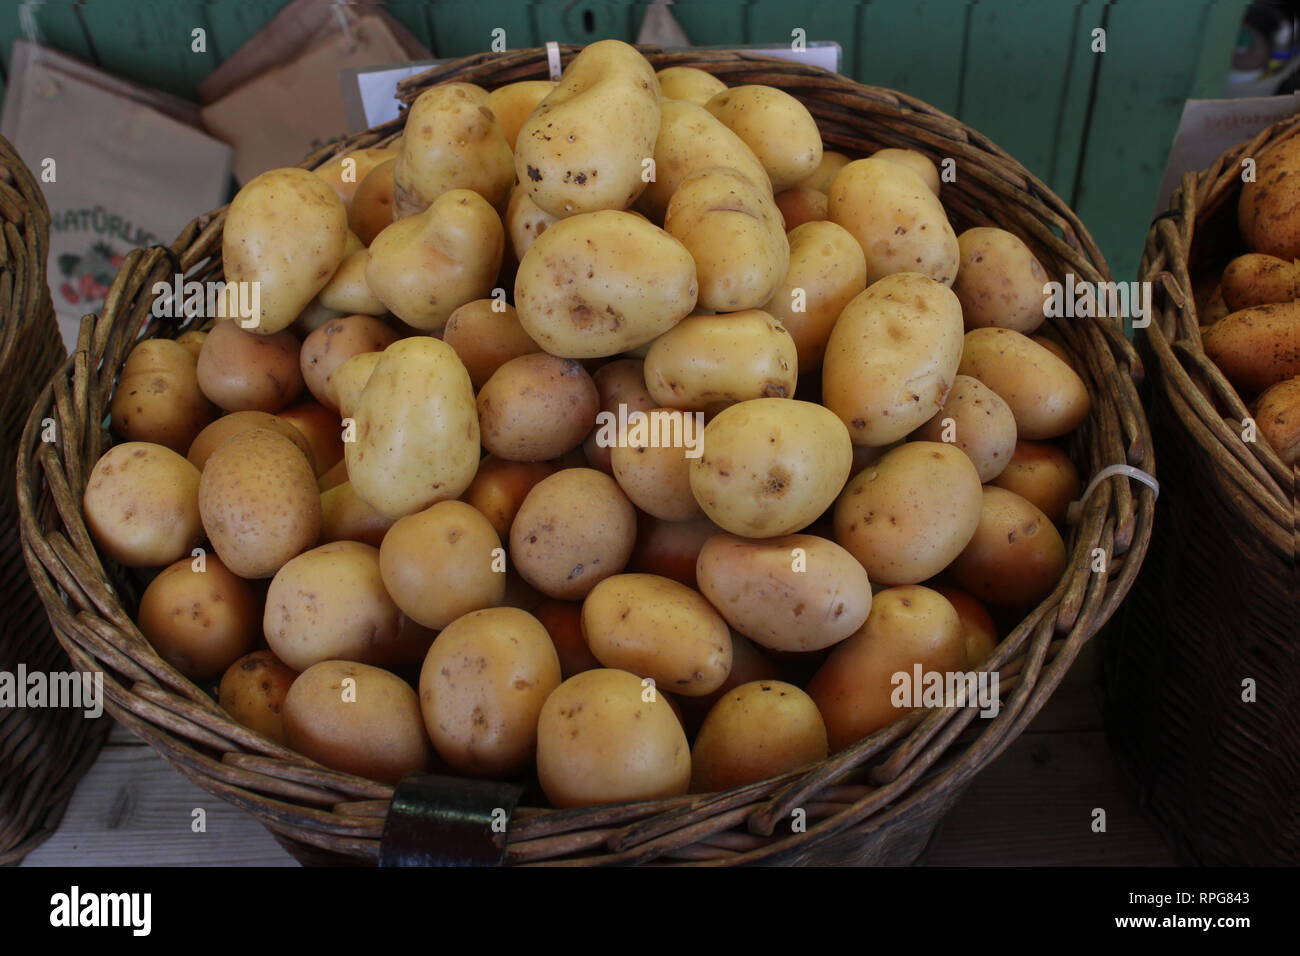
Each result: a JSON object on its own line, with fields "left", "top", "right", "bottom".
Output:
{"left": 20, "top": 641, "right": 1176, "bottom": 866}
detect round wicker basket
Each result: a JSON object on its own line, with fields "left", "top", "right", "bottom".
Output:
{"left": 1101, "top": 115, "right": 1298, "bottom": 865}
{"left": 0, "top": 133, "right": 108, "bottom": 863}
{"left": 17, "top": 47, "right": 1154, "bottom": 865}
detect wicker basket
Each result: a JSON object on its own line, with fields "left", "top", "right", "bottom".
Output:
{"left": 17, "top": 47, "right": 1155, "bottom": 865}
{"left": 0, "top": 134, "right": 108, "bottom": 863}
{"left": 1101, "top": 116, "right": 1299, "bottom": 866}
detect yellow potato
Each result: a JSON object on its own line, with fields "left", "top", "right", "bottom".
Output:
{"left": 643, "top": 310, "right": 797, "bottom": 411}
{"left": 822, "top": 272, "right": 965, "bottom": 446}
{"left": 515, "top": 40, "right": 662, "bottom": 217}
{"left": 314, "top": 146, "right": 397, "bottom": 204}
{"left": 1221, "top": 253, "right": 1300, "bottom": 311}
{"left": 347, "top": 337, "right": 480, "bottom": 519}
{"left": 691, "top": 680, "right": 827, "bottom": 792}
{"left": 990, "top": 440, "right": 1081, "bottom": 525}
{"left": 392, "top": 83, "right": 514, "bottom": 217}
{"left": 795, "top": 149, "right": 850, "bottom": 194}
{"left": 198, "top": 428, "right": 322, "bottom": 579}
{"left": 477, "top": 353, "right": 599, "bottom": 461}
{"left": 656, "top": 66, "right": 727, "bottom": 106}
{"left": 774, "top": 187, "right": 828, "bottom": 230}
{"left": 536, "top": 668, "right": 690, "bottom": 807}
{"left": 833, "top": 441, "right": 982, "bottom": 586}
{"left": 690, "top": 398, "right": 853, "bottom": 538}
{"left": 111, "top": 339, "right": 217, "bottom": 453}
{"left": 828, "top": 158, "right": 959, "bottom": 285}
{"left": 460, "top": 457, "right": 557, "bottom": 540}
{"left": 871, "top": 148, "right": 940, "bottom": 195}
{"left": 532, "top": 599, "right": 600, "bottom": 680}
{"left": 138, "top": 554, "right": 259, "bottom": 680}
{"left": 951, "top": 227, "right": 1051, "bottom": 333}
{"left": 218, "top": 650, "right": 298, "bottom": 745}
{"left": 328, "top": 351, "right": 383, "bottom": 420}
{"left": 704, "top": 85, "right": 822, "bottom": 190}
{"left": 933, "top": 586, "right": 1000, "bottom": 668}
{"left": 610, "top": 409, "right": 704, "bottom": 521}
{"left": 196, "top": 320, "right": 304, "bottom": 413}
{"left": 222, "top": 167, "right": 349, "bottom": 335}
{"left": 442, "top": 299, "right": 541, "bottom": 389}
{"left": 348, "top": 157, "right": 396, "bottom": 246}
{"left": 504, "top": 186, "right": 560, "bottom": 263}
{"left": 582, "top": 358, "right": 657, "bottom": 473}
{"left": 277, "top": 402, "right": 344, "bottom": 477}
{"left": 664, "top": 166, "right": 789, "bottom": 312}
{"left": 950, "top": 486, "right": 1066, "bottom": 607}
{"left": 299, "top": 314, "right": 399, "bottom": 410}
{"left": 628, "top": 514, "right": 719, "bottom": 589}
{"left": 317, "top": 250, "right": 385, "bottom": 316}
{"left": 175, "top": 330, "right": 207, "bottom": 360}
{"left": 760, "top": 220, "right": 867, "bottom": 372}
{"left": 958, "top": 328, "right": 1091, "bottom": 439}
{"left": 510, "top": 468, "right": 636, "bottom": 600}
{"left": 319, "top": 480, "right": 395, "bottom": 547}
{"left": 366, "top": 188, "right": 504, "bottom": 332}
{"left": 283, "top": 660, "right": 432, "bottom": 784}
{"left": 187, "top": 410, "right": 315, "bottom": 473}
{"left": 514, "top": 209, "right": 698, "bottom": 358}
{"left": 84, "top": 442, "right": 203, "bottom": 568}
{"left": 911, "top": 374, "right": 1018, "bottom": 482}
{"left": 485, "top": 80, "right": 557, "bottom": 150}
{"left": 695, "top": 533, "right": 872, "bottom": 653}
{"left": 1201, "top": 302, "right": 1300, "bottom": 394}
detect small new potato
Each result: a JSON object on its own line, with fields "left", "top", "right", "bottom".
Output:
{"left": 582, "top": 359, "right": 657, "bottom": 473}
{"left": 911, "top": 374, "right": 1017, "bottom": 482}
{"left": 277, "top": 402, "right": 345, "bottom": 477}
{"left": 1201, "top": 302, "right": 1300, "bottom": 394}
{"left": 328, "top": 351, "right": 382, "bottom": 419}
{"left": 704, "top": 85, "right": 822, "bottom": 190}
{"left": 533, "top": 600, "right": 601, "bottom": 679}
{"left": 536, "top": 668, "right": 690, "bottom": 808}
{"left": 187, "top": 410, "right": 314, "bottom": 472}
{"left": 317, "top": 250, "right": 385, "bottom": 315}
{"left": 1221, "top": 253, "right": 1300, "bottom": 311}
{"left": 418, "top": 607, "right": 562, "bottom": 777}
{"left": 689, "top": 398, "right": 853, "bottom": 538}
{"left": 610, "top": 409, "right": 704, "bottom": 521}
{"left": 958, "top": 328, "right": 1091, "bottom": 439}
{"left": 1255, "top": 375, "right": 1300, "bottom": 464}
{"left": 314, "top": 146, "right": 396, "bottom": 204}
{"left": 505, "top": 187, "right": 559, "bottom": 263}
{"left": 871, "top": 148, "right": 941, "bottom": 195}
{"left": 510, "top": 468, "right": 637, "bottom": 600}
{"left": 643, "top": 310, "right": 797, "bottom": 411}
{"left": 775, "top": 187, "right": 828, "bottom": 230}
{"left": 691, "top": 681, "right": 827, "bottom": 792}
{"left": 628, "top": 514, "right": 718, "bottom": 589}
{"left": 348, "top": 158, "right": 396, "bottom": 246}
{"left": 111, "top": 339, "right": 216, "bottom": 453}
{"left": 485, "top": 80, "right": 557, "bottom": 150}
{"left": 581, "top": 573, "right": 732, "bottom": 696}
{"left": 951, "top": 227, "right": 1051, "bottom": 333}
{"left": 695, "top": 533, "right": 871, "bottom": 652}
{"left": 299, "top": 314, "right": 399, "bottom": 410}
{"left": 84, "top": 442, "right": 203, "bottom": 568}
{"left": 833, "top": 441, "right": 982, "bottom": 586}
{"left": 319, "top": 480, "right": 395, "bottom": 547}
{"left": 219, "top": 650, "right": 298, "bottom": 745}
{"left": 990, "top": 440, "right": 1081, "bottom": 524}
{"left": 656, "top": 66, "right": 727, "bottom": 106}
{"left": 477, "top": 354, "right": 599, "bottom": 462}
{"left": 1238, "top": 134, "right": 1300, "bottom": 260}
{"left": 443, "top": 299, "right": 541, "bottom": 389}
{"left": 796, "top": 149, "right": 850, "bottom": 194}
{"left": 138, "top": 554, "right": 260, "bottom": 680}
{"left": 283, "top": 660, "right": 432, "bottom": 784}
{"left": 196, "top": 320, "right": 304, "bottom": 413}
{"left": 461, "top": 457, "right": 557, "bottom": 539}
{"left": 950, "top": 487, "right": 1067, "bottom": 608}
{"left": 933, "top": 586, "right": 999, "bottom": 667}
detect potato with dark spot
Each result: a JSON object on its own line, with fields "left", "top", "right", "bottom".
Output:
{"left": 138, "top": 554, "right": 260, "bottom": 680}
{"left": 691, "top": 680, "right": 827, "bottom": 792}
{"left": 950, "top": 487, "right": 1066, "bottom": 607}
{"left": 504, "top": 187, "right": 559, "bottom": 263}
{"left": 418, "top": 607, "right": 561, "bottom": 777}
{"left": 443, "top": 299, "right": 541, "bottom": 389}
{"left": 1201, "top": 302, "right": 1300, "bottom": 394}
{"left": 1221, "top": 253, "right": 1300, "bottom": 311}
{"left": 911, "top": 374, "right": 1017, "bottom": 482}
{"left": 218, "top": 650, "right": 298, "bottom": 745}
{"left": 196, "top": 319, "right": 304, "bottom": 413}
{"left": 1238, "top": 134, "right": 1300, "bottom": 260}
{"left": 84, "top": 442, "right": 203, "bottom": 568}
{"left": 477, "top": 353, "right": 599, "bottom": 462}
{"left": 111, "top": 339, "right": 217, "bottom": 453}
{"left": 951, "top": 227, "right": 1051, "bottom": 333}
{"left": 187, "top": 410, "right": 314, "bottom": 472}
{"left": 283, "top": 660, "right": 432, "bottom": 784}
{"left": 510, "top": 468, "right": 637, "bottom": 600}
{"left": 990, "top": 440, "right": 1081, "bottom": 524}
{"left": 300, "top": 314, "right": 399, "bottom": 410}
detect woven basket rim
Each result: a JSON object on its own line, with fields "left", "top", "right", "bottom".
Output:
{"left": 16, "top": 46, "right": 1155, "bottom": 865}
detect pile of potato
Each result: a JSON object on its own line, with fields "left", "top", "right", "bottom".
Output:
{"left": 82, "top": 41, "right": 1091, "bottom": 809}
{"left": 1193, "top": 135, "right": 1300, "bottom": 464}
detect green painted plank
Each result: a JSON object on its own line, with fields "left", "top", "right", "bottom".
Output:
{"left": 1049, "top": 0, "right": 1105, "bottom": 203}
{"left": 531, "top": 0, "right": 642, "bottom": 45}
{"left": 0, "top": 0, "right": 98, "bottom": 75}
{"left": 202, "top": 0, "right": 292, "bottom": 63}
{"left": 79, "top": 0, "right": 219, "bottom": 101}
{"left": 428, "top": 0, "right": 536, "bottom": 57}
{"left": 745, "top": 0, "right": 860, "bottom": 76}
{"left": 670, "top": 0, "right": 750, "bottom": 46}
{"left": 854, "top": 0, "right": 966, "bottom": 116}
{"left": 384, "top": 0, "right": 435, "bottom": 53}
{"left": 1189, "top": 0, "right": 1249, "bottom": 99}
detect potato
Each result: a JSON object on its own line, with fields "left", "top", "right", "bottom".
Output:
{"left": 582, "top": 359, "right": 657, "bottom": 473}
{"left": 111, "top": 339, "right": 216, "bottom": 453}
{"left": 664, "top": 166, "right": 788, "bottom": 312}
{"left": 461, "top": 457, "right": 556, "bottom": 539}
{"left": 796, "top": 149, "right": 850, "bottom": 194}
{"left": 379, "top": 500, "right": 505, "bottom": 630}
{"left": 674, "top": 632, "right": 782, "bottom": 734}
{"left": 807, "top": 585, "right": 967, "bottom": 750}
{"left": 504, "top": 186, "right": 559, "bottom": 263}
{"left": 187, "top": 410, "right": 314, "bottom": 472}
{"left": 347, "top": 337, "right": 480, "bottom": 519}
{"left": 366, "top": 188, "right": 504, "bottom": 332}
{"left": 84, "top": 442, "right": 203, "bottom": 568}
{"left": 515, "top": 40, "right": 661, "bottom": 218}
{"left": 277, "top": 402, "right": 344, "bottom": 477}
{"left": 696, "top": 533, "right": 871, "bottom": 652}
{"left": 198, "top": 428, "right": 321, "bottom": 579}
{"left": 871, "top": 148, "right": 941, "bottom": 195}
{"left": 223, "top": 168, "right": 349, "bottom": 335}
{"left": 1201, "top": 302, "right": 1300, "bottom": 394}
{"left": 761, "top": 221, "right": 867, "bottom": 372}
{"left": 289, "top": 298, "right": 343, "bottom": 339}
{"left": 833, "top": 441, "right": 982, "bottom": 586}
{"left": 418, "top": 607, "right": 561, "bottom": 776}
{"left": 958, "top": 328, "right": 1091, "bottom": 439}
{"left": 348, "top": 158, "right": 396, "bottom": 246}
{"left": 1238, "top": 134, "right": 1300, "bottom": 260}
{"left": 393, "top": 83, "right": 514, "bottom": 217}
{"left": 950, "top": 487, "right": 1066, "bottom": 607}
{"left": 314, "top": 250, "right": 383, "bottom": 316}
{"left": 536, "top": 668, "right": 690, "bottom": 807}
{"left": 283, "top": 660, "right": 432, "bottom": 784}
{"left": 175, "top": 330, "right": 207, "bottom": 360}
{"left": 828, "top": 158, "right": 959, "bottom": 285}
{"left": 318, "top": 459, "right": 348, "bottom": 493}
{"left": 298, "top": 314, "right": 397, "bottom": 409}
{"left": 328, "top": 351, "right": 383, "bottom": 420}
{"left": 775, "top": 187, "right": 828, "bottom": 230}
{"left": 951, "top": 227, "right": 1050, "bottom": 333}
{"left": 691, "top": 681, "right": 827, "bottom": 792}
{"left": 533, "top": 600, "right": 601, "bottom": 679}
{"left": 628, "top": 514, "right": 719, "bottom": 589}
{"left": 1255, "top": 375, "right": 1300, "bottom": 464}
{"left": 581, "top": 573, "right": 731, "bottom": 695}
{"left": 990, "top": 440, "right": 1080, "bottom": 524}
{"left": 610, "top": 409, "right": 704, "bottom": 521}
{"left": 822, "top": 272, "right": 965, "bottom": 446}
{"left": 514, "top": 209, "right": 698, "bottom": 358}
{"left": 510, "top": 468, "right": 637, "bottom": 600}
{"left": 486, "top": 80, "right": 557, "bottom": 150}
{"left": 1221, "top": 253, "right": 1300, "bottom": 311}
{"left": 320, "top": 480, "right": 395, "bottom": 547}
{"left": 643, "top": 310, "right": 797, "bottom": 411}
{"left": 442, "top": 299, "right": 541, "bottom": 389}
{"left": 138, "top": 554, "right": 259, "bottom": 680}
{"left": 1031, "top": 333, "right": 1076, "bottom": 369}
{"left": 477, "top": 354, "right": 599, "bottom": 461}
{"left": 911, "top": 374, "right": 1017, "bottom": 482}
{"left": 690, "top": 398, "right": 852, "bottom": 538}
{"left": 932, "top": 586, "right": 999, "bottom": 667}
{"left": 704, "top": 85, "right": 822, "bottom": 190}
{"left": 196, "top": 320, "right": 304, "bottom": 413}
{"left": 314, "top": 146, "right": 396, "bottom": 204}
{"left": 218, "top": 650, "right": 298, "bottom": 745}
{"left": 656, "top": 66, "right": 727, "bottom": 106}
{"left": 639, "top": 99, "right": 771, "bottom": 221}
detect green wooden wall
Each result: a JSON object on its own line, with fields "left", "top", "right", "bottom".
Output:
{"left": 0, "top": 0, "right": 1248, "bottom": 281}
